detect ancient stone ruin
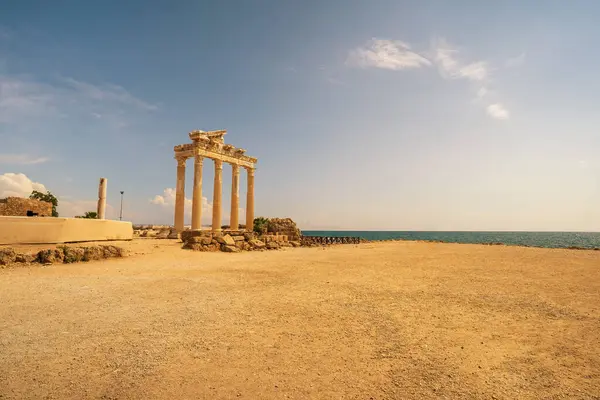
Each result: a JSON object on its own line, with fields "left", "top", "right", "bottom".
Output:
{"left": 173, "top": 129, "right": 257, "bottom": 233}
{"left": 0, "top": 197, "right": 52, "bottom": 217}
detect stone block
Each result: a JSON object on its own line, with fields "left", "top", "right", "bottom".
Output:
{"left": 63, "top": 247, "right": 85, "bottom": 263}
{"left": 289, "top": 241, "right": 301, "bottom": 247}
{"left": 156, "top": 229, "right": 170, "bottom": 239}
{"left": 82, "top": 246, "right": 103, "bottom": 261}
{"left": 216, "top": 234, "right": 235, "bottom": 246}
{"left": 0, "top": 248, "right": 16, "bottom": 265}
{"left": 101, "top": 245, "right": 124, "bottom": 258}
{"left": 37, "top": 248, "right": 65, "bottom": 264}
{"left": 222, "top": 244, "right": 240, "bottom": 253}
{"left": 266, "top": 242, "right": 280, "bottom": 250}
{"left": 182, "top": 242, "right": 203, "bottom": 251}
{"left": 243, "top": 232, "right": 255, "bottom": 241}
{"left": 232, "top": 235, "right": 245, "bottom": 242}
{"left": 180, "top": 229, "right": 206, "bottom": 243}
{"left": 15, "top": 253, "right": 36, "bottom": 263}
{"left": 249, "top": 239, "right": 266, "bottom": 249}
{"left": 205, "top": 244, "right": 219, "bottom": 252}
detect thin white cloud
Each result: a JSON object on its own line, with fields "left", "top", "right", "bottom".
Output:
{"left": 486, "top": 103, "right": 509, "bottom": 120}
{"left": 346, "top": 39, "right": 431, "bottom": 70}
{"left": 432, "top": 38, "right": 489, "bottom": 82}
{"left": 0, "top": 154, "right": 49, "bottom": 165}
{"left": 62, "top": 78, "right": 157, "bottom": 111}
{"left": 0, "top": 74, "right": 158, "bottom": 127}
{"left": 431, "top": 38, "right": 511, "bottom": 120}
{"left": 0, "top": 172, "right": 47, "bottom": 198}
{"left": 505, "top": 52, "right": 526, "bottom": 68}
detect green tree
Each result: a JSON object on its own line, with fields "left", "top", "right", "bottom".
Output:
{"left": 253, "top": 217, "right": 269, "bottom": 234}
{"left": 81, "top": 211, "right": 98, "bottom": 219}
{"left": 29, "top": 190, "right": 58, "bottom": 217}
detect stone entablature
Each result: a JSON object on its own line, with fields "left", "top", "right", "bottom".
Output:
{"left": 0, "top": 197, "right": 52, "bottom": 217}
{"left": 173, "top": 129, "right": 257, "bottom": 233}
{"left": 173, "top": 130, "right": 258, "bottom": 168}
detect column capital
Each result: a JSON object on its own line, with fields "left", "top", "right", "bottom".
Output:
{"left": 214, "top": 159, "right": 223, "bottom": 170}
{"left": 245, "top": 167, "right": 255, "bottom": 176}
{"left": 194, "top": 155, "right": 204, "bottom": 165}
{"left": 176, "top": 156, "right": 187, "bottom": 167}
{"left": 231, "top": 163, "right": 240, "bottom": 173}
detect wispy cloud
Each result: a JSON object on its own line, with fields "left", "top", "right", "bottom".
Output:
{"left": 432, "top": 39, "right": 489, "bottom": 82}
{"left": 430, "top": 37, "right": 510, "bottom": 120}
{"left": 346, "top": 39, "right": 431, "bottom": 70}
{"left": 0, "top": 154, "right": 49, "bottom": 165}
{"left": 63, "top": 78, "right": 157, "bottom": 111}
{"left": 0, "top": 74, "right": 158, "bottom": 127}
{"left": 346, "top": 37, "right": 511, "bottom": 120}
{"left": 505, "top": 52, "right": 526, "bottom": 68}
{"left": 486, "top": 103, "right": 509, "bottom": 120}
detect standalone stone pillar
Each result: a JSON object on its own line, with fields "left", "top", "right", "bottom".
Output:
{"left": 230, "top": 164, "right": 240, "bottom": 230}
{"left": 174, "top": 157, "right": 186, "bottom": 232}
{"left": 212, "top": 159, "right": 223, "bottom": 232}
{"left": 97, "top": 178, "right": 107, "bottom": 220}
{"left": 191, "top": 155, "right": 204, "bottom": 230}
{"left": 245, "top": 168, "right": 254, "bottom": 231}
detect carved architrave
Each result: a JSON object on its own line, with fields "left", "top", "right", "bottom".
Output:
{"left": 174, "top": 129, "right": 257, "bottom": 168}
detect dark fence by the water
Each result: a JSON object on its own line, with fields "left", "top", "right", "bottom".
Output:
{"left": 301, "top": 236, "right": 362, "bottom": 245}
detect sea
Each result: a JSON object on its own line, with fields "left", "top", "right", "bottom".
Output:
{"left": 301, "top": 231, "right": 600, "bottom": 250}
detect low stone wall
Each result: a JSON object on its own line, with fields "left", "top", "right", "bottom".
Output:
{"left": 0, "top": 216, "right": 133, "bottom": 245}
{"left": 181, "top": 230, "right": 301, "bottom": 252}
{"left": 0, "top": 244, "right": 127, "bottom": 268}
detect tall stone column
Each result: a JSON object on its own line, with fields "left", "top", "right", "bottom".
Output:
{"left": 174, "top": 157, "right": 186, "bottom": 232}
{"left": 191, "top": 155, "right": 204, "bottom": 230}
{"left": 212, "top": 159, "right": 223, "bottom": 232}
{"left": 245, "top": 167, "right": 255, "bottom": 232}
{"left": 97, "top": 177, "right": 107, "bottom": 220}
{"left": 230, "top": 164, "right": 240, "bottom": 230}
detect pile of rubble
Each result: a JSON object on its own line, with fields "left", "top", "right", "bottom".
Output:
{"left": 133, "top": 225, "right": 178, "bottom": 239}
{"left": 0, "top": 244, "right": 127, "bottom": 268}
{"left": 181, "top": 230, "right": 301, "bottom": 253}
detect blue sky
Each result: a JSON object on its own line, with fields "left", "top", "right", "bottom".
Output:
{"left": 1, "top": 0, "right": 599, "bottom": 230}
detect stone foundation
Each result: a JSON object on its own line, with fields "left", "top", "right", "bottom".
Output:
{"left": 181, "top": 230, "right": 301, "bottom": 252}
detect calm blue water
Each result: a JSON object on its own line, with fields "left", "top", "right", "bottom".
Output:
{"left": 301, "top": 231, "right": 600, "bottom": 249}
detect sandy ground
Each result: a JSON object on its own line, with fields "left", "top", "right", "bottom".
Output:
{"left": 1, "top": 240, "right": 599, "bottom": 399}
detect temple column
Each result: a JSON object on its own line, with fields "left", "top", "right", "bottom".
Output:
{"left": 191, "top": 155, "right": 204, "bottom": 230}
{"left": 174, "top": 157, "right": 186, "bottom": 232}
{"left": 230, "top": 164, "right": 240, "bottom": 230}
{"left": 212, "top": 159, "right": 223, "bottom": 232}
{"left": 97, "top": 177, "right": 107, "bottom": 220}
{"left": 245, "top": 167, "right": 255, "bottom": 231}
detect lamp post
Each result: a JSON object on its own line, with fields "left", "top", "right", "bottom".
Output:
{"left": 119, "top": 191, "right": 124, "bottom": 221}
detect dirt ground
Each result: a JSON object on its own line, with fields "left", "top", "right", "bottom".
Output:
{"left": 1, "top": 240, "right": 599, "bottom": 399}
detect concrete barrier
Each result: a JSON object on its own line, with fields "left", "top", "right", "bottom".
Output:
{"left": 0, "top": 216, "right": 133, "bottom": 245}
